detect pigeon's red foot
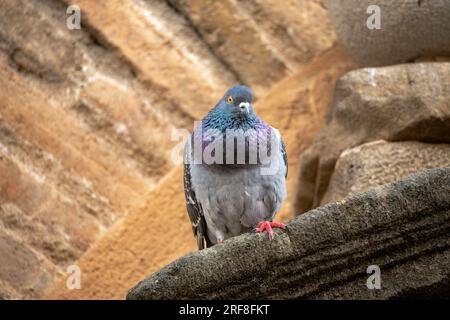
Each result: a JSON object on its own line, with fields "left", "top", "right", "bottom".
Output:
{"left": 255, "top": 221, "right": 286, "bottom": 239}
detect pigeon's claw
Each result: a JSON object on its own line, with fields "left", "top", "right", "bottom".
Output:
{"left": 269, "top": 221, "right": 286, "bottom": 229}
{"left": 255, "top": 221, "right": 286, "bottom": 239}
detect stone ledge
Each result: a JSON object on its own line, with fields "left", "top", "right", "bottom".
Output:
{"left": 127, "top": 167, "right": 450, "bottom": 299}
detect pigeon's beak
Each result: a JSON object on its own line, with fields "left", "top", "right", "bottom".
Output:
{"left": 239, "top": 102, "right": 250, "bottom": 114}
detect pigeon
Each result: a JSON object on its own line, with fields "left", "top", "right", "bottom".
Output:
{"left": 184, "top": 85, "right": 288, "bottom": 250}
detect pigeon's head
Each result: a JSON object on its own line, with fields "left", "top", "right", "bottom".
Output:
{"left": 223, "top": 84, "right": 254, "bottom": 113}
{"left": 202, "top": 85, "right": 263, "bottom": 133}
{"left": 216, "top": 85, "right": 255, "bottom": 122}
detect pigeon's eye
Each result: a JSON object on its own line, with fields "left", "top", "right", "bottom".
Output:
{"left": 227, "top": 96, "right": 233, "bottom": 104}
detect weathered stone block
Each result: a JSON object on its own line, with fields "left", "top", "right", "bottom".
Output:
{"left": 127, "top": 168, "right": 450, "bottom": 299}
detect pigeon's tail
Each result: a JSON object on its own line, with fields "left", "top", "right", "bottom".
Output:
{"left": 205, "top": 236, "right": 214, "bottom": 249}
{"left": 196, "top": 232, "right": 204, "bottom": 250}
{"left": 196, "top": 229, "right": 214, "bottom": 250}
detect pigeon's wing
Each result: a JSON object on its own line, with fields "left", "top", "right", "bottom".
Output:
{"left": 183, "top": 135, "right": 212, "bottom": 250}
{"left": 280, "top": 136, "right": 288, "bottom": 178}
{"left": 272, "top": 127, "right": 288, "bottom": 178}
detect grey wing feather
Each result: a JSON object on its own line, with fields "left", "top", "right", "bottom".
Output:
{"left": 183, "top": 136, "right": 211, "bottom": 250}
{"left": 280, "top": 137, "right": 288, "bottom": 178}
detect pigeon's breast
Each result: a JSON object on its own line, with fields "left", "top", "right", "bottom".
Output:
{"left": 190, "top": 150, "right": 286, "bottom": 243}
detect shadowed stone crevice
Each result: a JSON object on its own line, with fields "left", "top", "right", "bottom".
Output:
{"left": 393, "top": 275, "right": 450, "bottom": 300}
{"left": 127, "top": 167, "right": 450, "bottom": 299}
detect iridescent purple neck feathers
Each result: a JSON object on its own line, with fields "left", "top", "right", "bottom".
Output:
{"left": 192, "top": 112, "right": 273, "bottom": 166}
{"left": 190, "top": 84, "right": 275, "bottom": 166}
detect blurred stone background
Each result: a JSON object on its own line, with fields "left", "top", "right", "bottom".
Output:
{"left": 0, "top": 0, "right": 448, "bottom": 299}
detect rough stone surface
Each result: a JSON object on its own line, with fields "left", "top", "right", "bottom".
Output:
{"left": 127, "top": 168, "right": 450, "bottom": 300}
{"left": 0, "top": 230, "right": 62, "bottom": 299}
{"left": 295, "top": 62, "right": 450, "bottom": 214}
{"left": 325, "top": 0, "right": 450, "bottom": 66}
{"left": 322, "top": 140, "right": 450, "bottom": 205}
{"left": 168, "top": 0, "right": 336, "bottom": 92}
